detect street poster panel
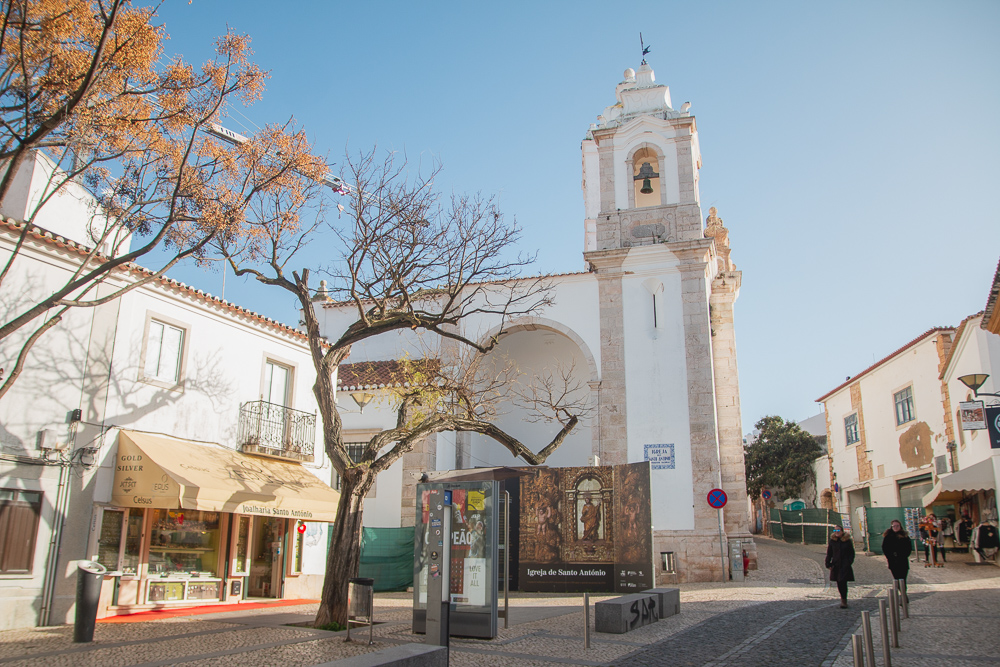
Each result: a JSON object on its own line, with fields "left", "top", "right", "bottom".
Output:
{"left": 518, "top": 461, "right": 653, "bottom": 593}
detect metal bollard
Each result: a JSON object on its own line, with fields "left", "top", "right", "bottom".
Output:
{"left": 888, "top": 588, "right": 899, "bottom": 648}
{"left": 861, "top": 611, "right": 877, "bottom": 667}
{"left": 878, "top": 599, "right": 892, "bottom": 667}
{"left": 898, "top": 580, "right": 909, "bottom": 619}
{"left": 368, "top": 586, "right": 375, "bottom": 645}
{"left": 888, "top": 587, "right": 900, "bottom": 637}
{"left": 583, "top": 592, "right": 590, "bottom": 649}
{"left": 852, "top": 634, "right": 865, "bottom": 667}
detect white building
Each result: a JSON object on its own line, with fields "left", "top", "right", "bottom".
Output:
{"left": 817, "top": 310, "right": 1000, "bottom": 533}
{"left": 0, "top": 157, "right": 339, "bottom": 630}
{"left": 324, "top": 61, "right": 751, "bottom": 583}
{"left": 816, "top": 327, "right": 956, "bottom": 517}
{"left": 928, "top": 311, "right": 1000, "bottom": 530}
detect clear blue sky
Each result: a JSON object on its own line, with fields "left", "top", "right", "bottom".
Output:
{"left": 149, "top": 1, "right": 1000, "bottom": 435}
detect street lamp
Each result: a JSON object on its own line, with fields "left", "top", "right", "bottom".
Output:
{"left": 350, "top": 391, "right": 375, "bottom": 413}
{"left": 958, "top": 374, "right": 1000, "bottom": 398}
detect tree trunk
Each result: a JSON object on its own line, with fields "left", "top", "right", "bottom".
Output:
{"left": 314, "top": 472, "right": 372, "bottom": 627}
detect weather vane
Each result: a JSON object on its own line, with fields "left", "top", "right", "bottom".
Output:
{"left": 640, "top": 33, "right": 651, "bottom": 64}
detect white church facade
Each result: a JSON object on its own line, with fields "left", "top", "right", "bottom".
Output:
{"left": 324, "top": 61, "right": 751, "bottom": 583}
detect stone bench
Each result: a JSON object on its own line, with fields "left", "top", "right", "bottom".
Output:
{"left": 313, "top": 643, "right": 447, "bottom": 667}
{"left": 594, "top": 592, "right": 661, "bottom": 634}
{"left": 644, "top": 587, "right": 680, "bottom": 618}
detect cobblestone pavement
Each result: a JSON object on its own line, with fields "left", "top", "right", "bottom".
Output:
{"left": 0, "top": 538, "right": 995, "bottom": 666}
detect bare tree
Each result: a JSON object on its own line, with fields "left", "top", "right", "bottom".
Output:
{"left": 219, "top": 148, "right": 590, "bottom": 627}
{"left": 0, "top": 0, "right": 323, "bottom": 398}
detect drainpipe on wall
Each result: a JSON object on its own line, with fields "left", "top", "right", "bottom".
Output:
{"left": 39, "top": 456, "right": 71, "bottom": 626}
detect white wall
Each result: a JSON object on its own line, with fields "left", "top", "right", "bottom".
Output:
{"left": 823, "top": 334, "right": 952, "bottom": 510}
{"left": 621, "top": 246, "right": 695, "bottom": 530}
{"left": 1, "top": 153, "right": 126, "bottom": 254}
{"left": 942, "top": 314, "right": 1000, "bottom": 470}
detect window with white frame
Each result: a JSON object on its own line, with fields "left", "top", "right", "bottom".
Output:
{"left": 894, "top": 386, "right": 915, "bottom": 426}
{"left": 142, "top": 318, "right": 185, "bottom": 384}
{"left": 844, "top": 413, "right": 859, "bottom": 445}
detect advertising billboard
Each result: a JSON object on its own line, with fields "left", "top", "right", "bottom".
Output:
{"left": 518, "top": 461, "right": 653, "bottom": 592}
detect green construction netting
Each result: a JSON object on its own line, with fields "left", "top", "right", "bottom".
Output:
{"left": 862, "top": 507, "right": 920, "bottom": 555}
{"left": 769, "top": 508, "right": 842, "bottom": 545}
{"left": 358, "top": 527, "right": 414, "bottom": 592}
{"left": 769, "top": 508, "right": 784, "bottom": 541}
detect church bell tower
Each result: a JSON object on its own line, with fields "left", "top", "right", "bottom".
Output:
{"left": 580, "top": 61, "right": 751, "bottom": 582}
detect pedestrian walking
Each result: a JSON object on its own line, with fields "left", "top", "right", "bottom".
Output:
{"left": 742, "top": 549, "right": 749, "bottom": 577}
{"left": 881, "top": 519, "right": 912, "bottom": 600}
{"left": 825, "top": 526, "right": 855, "bottom": 608}
{"left": 920, "top": 513, "right": 944, "bottom": 567}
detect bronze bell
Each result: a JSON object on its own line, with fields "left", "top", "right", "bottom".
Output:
{"left": 635, "top": 162, "right": 658, "bottom": 195}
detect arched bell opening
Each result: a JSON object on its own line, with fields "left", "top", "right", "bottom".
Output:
{"left": 631, "top": 146, "right": 661, "bottom": 208}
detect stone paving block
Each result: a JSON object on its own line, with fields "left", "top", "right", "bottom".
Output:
{"left": 313, "top": 643, "right": 446, "bottom": 667}
{"left": 594, "top": 592, "right": 660, "bottom": 634}
{"left": 643, "top": 587, "right": 680, "bottom": 617}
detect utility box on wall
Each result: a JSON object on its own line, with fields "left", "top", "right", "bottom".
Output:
{"left": 729, "top": 539, "right": 743, "bottom": 582}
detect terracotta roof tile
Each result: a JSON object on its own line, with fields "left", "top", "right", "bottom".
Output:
{"left": 337, "top": 359, "right": 440, "bottom": 390}
{"left": 983, "top": 256, "right": 1000, "bottom": 333}
{"left": 1, "top": 218, "right": 306, "bottom": 341}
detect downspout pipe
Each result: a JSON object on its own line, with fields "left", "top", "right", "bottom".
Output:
{"left": 39, "top": 456, "right": 71, "bottom": 626}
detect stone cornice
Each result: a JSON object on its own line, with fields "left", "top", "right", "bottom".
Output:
{"left": 711, "top": 270, "right": 742, "bottom": 295}
{"left": 583, "top": 247, "right": 630, "bottom": 273}
{"left": 665, "top": 238, "right": 715, "bottom": 268}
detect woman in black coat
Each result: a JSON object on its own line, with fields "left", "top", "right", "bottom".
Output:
{"left": 882, "top": 519, "right": 912, "bottom": 599}
{"left": 825, "top": 526, "right": 855, "bottom": 608}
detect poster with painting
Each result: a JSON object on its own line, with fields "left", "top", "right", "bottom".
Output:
{"left": 518, "top": 462, "right": 652, "bottom": 592}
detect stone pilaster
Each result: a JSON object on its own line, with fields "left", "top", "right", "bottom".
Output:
{"left": 850, "top": 384, "right": 873, "bottom": 482}
{"left": 711, "top": 269, "right": 749, "bottom": 539}
{"left": 584, "top": 248, "right": 630, "bottom": 465}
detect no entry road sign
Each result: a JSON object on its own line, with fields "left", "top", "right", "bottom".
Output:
{"left": 707, "top": 488, "right": 728, "bottom": 509}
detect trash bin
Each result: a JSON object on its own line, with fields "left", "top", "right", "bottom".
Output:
{"left": 346, "top": 577, "right": 374, "bottom": 644}
{"left": 348, "top": 576, "right": 374, "bottom": 618}
{"left": 73, "top": 561, "right": 107, "bottom": 643}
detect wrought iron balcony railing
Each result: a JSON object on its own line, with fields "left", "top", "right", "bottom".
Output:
{"left": 238, "top": 400, "right": 316, "bottom": 463}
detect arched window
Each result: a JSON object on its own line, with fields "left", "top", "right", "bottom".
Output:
{"left": 631, "top": 147, "right": 661, "bottom": 208}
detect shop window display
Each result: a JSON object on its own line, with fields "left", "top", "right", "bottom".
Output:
{"left": 148, "top": 509, "right": 221, "bottom": 577}
{"left": 147, "top": 509, "right": 222, "bottom": 603}
{"left": 96, "top": 508, "right": 145, "bottom": 575}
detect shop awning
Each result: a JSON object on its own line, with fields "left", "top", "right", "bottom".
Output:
{"left": 110, "top": 431, "right": 340, "bottom": 522}
{"left": 922, "top": 458, "right": 997, "bottom": 507}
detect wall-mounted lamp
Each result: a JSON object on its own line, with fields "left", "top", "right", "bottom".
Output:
{"left": 958, "top": 373, "right": 1000, "bottom": 398}
{"left": 350, "top": 391, "right": 375, "bottom": 413}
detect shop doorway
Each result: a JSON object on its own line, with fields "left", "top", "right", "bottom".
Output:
{"left": 248, "top": 516, "right": 285, "bottom": 598}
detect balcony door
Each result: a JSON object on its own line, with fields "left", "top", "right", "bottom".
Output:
{"left": 264, "top": 361, "right": 290, "bottom": 407}
{"left": 263, "top": 361, "right": 291, "bottom": 449}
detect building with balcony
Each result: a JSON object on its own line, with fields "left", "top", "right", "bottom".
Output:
{"left": 816, "top": 303, "right": 1000, "bottom": 545}
{"left": 0, "top": 155, "right": 339, "bottom": 629}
